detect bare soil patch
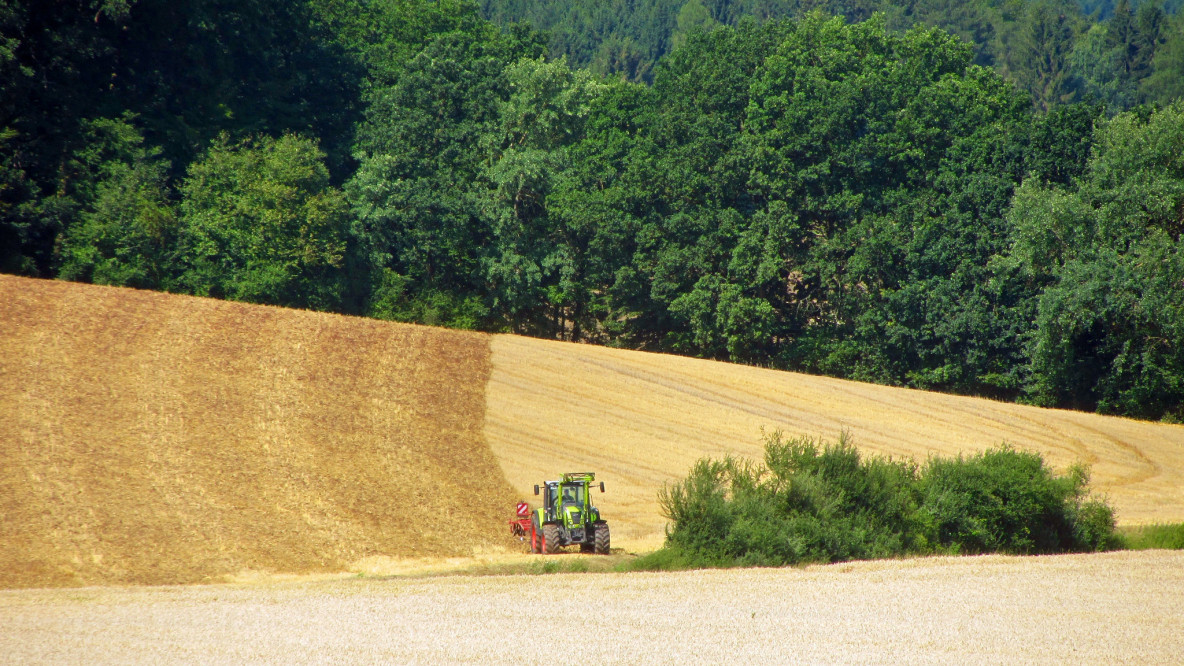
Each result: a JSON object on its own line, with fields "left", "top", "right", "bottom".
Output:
{"left": 0, "top": 276, "right": 517, "bottom": 588}
{"left": 1, "top": 550, "right": 1180, "bottom": 664}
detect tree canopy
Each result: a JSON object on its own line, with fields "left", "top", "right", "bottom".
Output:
{"left": 3, "top": 0, "right": 1184, "bottom": 420}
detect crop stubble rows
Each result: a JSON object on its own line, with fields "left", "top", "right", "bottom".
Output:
{"left": 5, "top": 275, "right": 1184, "bottom": 586}
{"left": 1, "top": 550, "right": 1181, "bottom": 664}
{"left": 485, "top": 335, "right": 1184, "bottom": 550}
{"left": 0, "top": 275, "right": 518, "bottom": 587}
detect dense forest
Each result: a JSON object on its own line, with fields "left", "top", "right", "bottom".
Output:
{"left": 482, "top": 0, "right": 1184, "bottom": 108}
{"left": 2, "top": 0, "right": 1183, "bottom": 421}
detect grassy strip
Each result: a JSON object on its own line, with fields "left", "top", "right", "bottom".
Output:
{"left": 458, "top": 523, "right": 1184, "bottom": 575}
{"left": 1117, "top": 523, "right": 1184, "bottom": 550}
{"left": 356, "top": 553, "right": 636, "bottom": 578}
{"left": 376, "top": 522, "right": 1184, "bottom": 579}
{"left": 462, "top": 554, "right": 631, "bottom": 576}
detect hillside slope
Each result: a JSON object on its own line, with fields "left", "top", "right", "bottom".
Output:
{"left": 0, "top": 276, "right": 516, "bottom": 588}
{"left": 5, "top": 275, "right": 1184, "bottom": 588}
{"left": 486, "top": 335, "right": 1184, "bottom": 549}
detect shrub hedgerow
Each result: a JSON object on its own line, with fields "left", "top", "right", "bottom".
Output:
{"left": 648, "top": 431, "right": 1117, "bottom": 569}
{"left": 919, "top": 446, "right": 1116, "bottom": 554}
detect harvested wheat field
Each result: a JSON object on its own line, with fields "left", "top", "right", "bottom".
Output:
{"left": 0, "top": 275, "right": 518, "bottom": 588}
{"left": 1, "top": 550, "right": 1181, "bottom": 664}
{"left": 5, "top": 274, "right": 1184, "bottom": 590}
{"left": 486, "top": 335, "right": 1184, "bottom": 550}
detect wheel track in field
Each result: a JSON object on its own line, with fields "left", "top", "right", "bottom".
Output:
{"left": 485, "top": 334, "right": 1184, "bottom": 547}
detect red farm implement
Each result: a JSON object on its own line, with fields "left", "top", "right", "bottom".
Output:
{"left": 508, "top": 501, "right": 542, "bottom": 552}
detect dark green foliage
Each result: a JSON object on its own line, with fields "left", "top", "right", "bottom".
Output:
{"left": 175, "top": 133, "right": 350, "bottom": 310}
{"left": 367, "top": 268, "right": 490, "bottom": 329}
{"left": 657, "top": 431, "right": 928, "bottom": 566}
{"left": 919, "top": 446, "right": 1115, "bottom": 553}
{"left": 594, "top": 14, "right": 1040, "bottom": 402}
{"left": 1001, "top": 0, "right": 1081, "bottom": 111}
{"left": 1142, "top": 12, "right": 1184, "bottom": 102}
{"left": 57, "top": 116, "right": 177, "bottom": 289}
{"left": 479, "top": 56, "right": 606, "bottom": 335}
{"left": 5, "top": 3, "right": 1184, "bottom": 421}
{"left": 480, "top": 0, "right": 1180, "bottom": 110}
{"left": 647, "top": 431, "right": 1117, "bottom": 569}
{"left": 1025, "top": 102, "right": 1103, "bottom": 186}
{"left": 346, "top": 20, "right": 548, "bottom": 330}
{"left": 0, "top": 0, "right": 485, "bottom": 277}
{"left": 1008, "top": 102, "right": 1184, "bottom": 418}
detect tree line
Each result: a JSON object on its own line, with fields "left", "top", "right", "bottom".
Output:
{"left": 481, "top": 0, "right": 1184, "bottom": 110}
{"left": 2, "top": 1, "right": 1183, "bottom": 420}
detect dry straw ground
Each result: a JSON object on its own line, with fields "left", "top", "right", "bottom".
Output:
{"left": 5, "top": 275, "right": 1184, "bottom": 588}
{"left": 486, "top": 335, "right": 1184, "bottom": 550}
{"left": 4, "top": 276, "right": 1184, "bottom": 662}
{"left": 0, "top": 275, "right": 517, "bottom": 588}
{"left": 2, "top": 550, "right": 1181, "bottom": 664}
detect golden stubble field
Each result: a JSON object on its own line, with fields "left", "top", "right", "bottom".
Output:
{"left": 4, "top": 276, "right": 1184, "bottom": 661}
{"left": 6, "top": 275, "right": 1184, "bottom": 581}
{"left": 485, "top": 335, "right": 1184, "bottom": 550}
{"left": 0, "top": 275, "right": 518, "bottom": 588}
{"left": 2, "top": 550, "right": 1181, "bottom": 664}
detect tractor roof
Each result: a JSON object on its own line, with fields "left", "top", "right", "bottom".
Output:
{"left": 543, "top": 472, "right": 596, "bottom": 485}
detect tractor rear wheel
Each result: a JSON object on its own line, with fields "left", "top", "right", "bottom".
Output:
{"left": 542, "top": 524, "right": 561, "bottom": 554}
{"left": 593, "top": 522, "right": 610, "bottom": 554}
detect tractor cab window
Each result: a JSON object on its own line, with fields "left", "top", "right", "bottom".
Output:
{"left": 559, "top": 484, "right": 585, "bottom": 506}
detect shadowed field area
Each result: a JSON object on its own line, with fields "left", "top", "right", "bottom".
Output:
{"left": 0, "top": 275, "right": 516, "bottom": 588}
{"left": 486, "top": 335, "right": 1184, "bottom": 550}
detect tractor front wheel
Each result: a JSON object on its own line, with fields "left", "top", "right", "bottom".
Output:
{"left": 542, "top": 524, "right": 561, "bottom": 554}
{"left": 593, "top": 522, "right": 610, "bottom": 554}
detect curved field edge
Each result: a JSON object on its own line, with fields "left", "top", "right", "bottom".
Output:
{"left": 1, "top": 551, "right": 1181, "bottom": 664}
{"left": 0, "top": 275, "right": 519, "bottom": 588}
{"left": 484, "top": 334, "right": 1184, "bottom": 551}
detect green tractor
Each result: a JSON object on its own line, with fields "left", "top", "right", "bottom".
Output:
{"left": 531, "top": 472, "right": 610, "bottom": 554}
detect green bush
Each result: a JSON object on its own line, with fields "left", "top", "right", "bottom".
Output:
{"left": 643, "top": 432, "right": 1117, "bottom": 570}
{"left": 919, "top": 447, "right": 1116, "bottom": 554}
